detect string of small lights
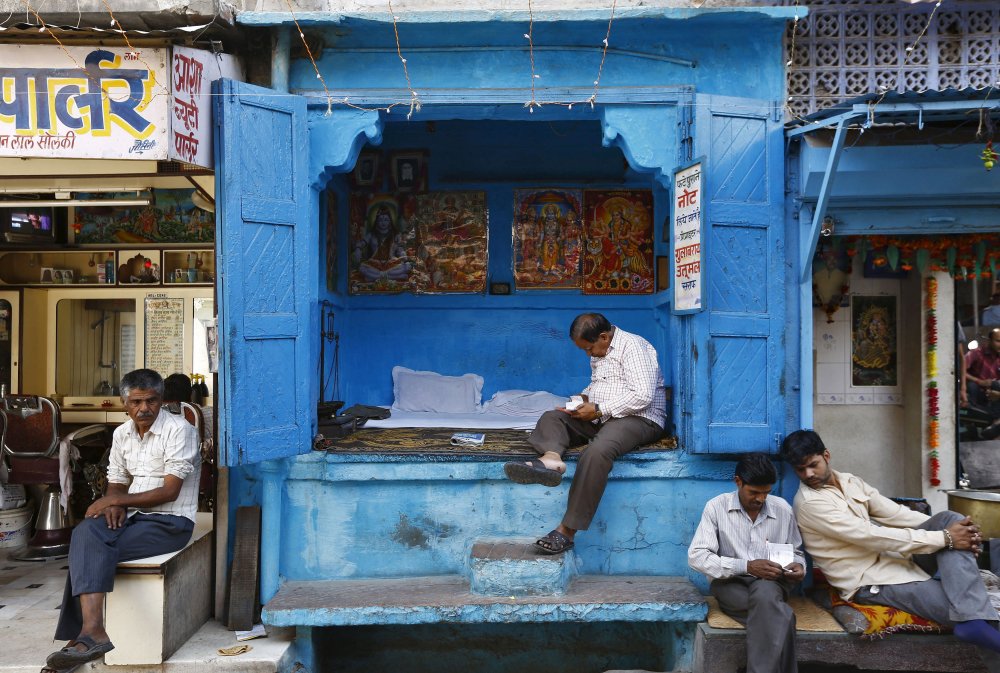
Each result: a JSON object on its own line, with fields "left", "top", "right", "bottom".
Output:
{"left": 388, "top": 0, "right": 420, "bottom": 119}
{"left": 282, "top": 0, "right": 334, "bottom": 115}
{"left": 99, "top": 0, "right": 170, "bottom": 99}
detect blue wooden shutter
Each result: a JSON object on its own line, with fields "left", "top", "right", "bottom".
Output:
{"left": 685, "top": 95, "right": 785, "bottom": 454}
{"left": 214, "top": 79, "right": 314, "bottom": 465}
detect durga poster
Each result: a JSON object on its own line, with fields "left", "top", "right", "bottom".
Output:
{"left": 513, "top": 189, "right": 583, "bottom": 290}
{"left": 582, "top": 189, "right": 654, "bottom": 294}
{"left": 348, "top": 191, "right": 487, "bottom": 294}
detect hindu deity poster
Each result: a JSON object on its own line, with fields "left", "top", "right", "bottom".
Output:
{"left": 851, "top": 295, "right": 898, "bottom": 386}
{"left": 75, "top": 189, "right": 214, "bottom": 244}
{"left": 348, "top": 191, "right": 487, "bottom": 294}
{"left": 582, "top": 189, "right": 654, "bottom": 294}
{"left": 408, "top": 191, "right": 488, "bottom": 293}
{"left": 513, "top": 189, "right": 583, "bottom": 290}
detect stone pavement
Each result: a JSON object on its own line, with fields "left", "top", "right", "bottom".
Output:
{"left": 0, "top": 548, "right": 295, "bottom": 673}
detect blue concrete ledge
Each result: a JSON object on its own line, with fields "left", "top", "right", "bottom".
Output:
{"left": 263, "top": 575, "right": 706, "bottom": 627}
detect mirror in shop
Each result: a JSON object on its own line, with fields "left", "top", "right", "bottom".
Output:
{"left": 56, "top": 298, "right": 136, "bottom": 396}
{"left": 0, "top": 299, "right": 11, "bottom": 393}
{"left": 193, "top": 297, "right": 215, "bottom": 398}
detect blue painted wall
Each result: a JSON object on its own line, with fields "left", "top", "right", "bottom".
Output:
{"left": 326, "top": 119, "right": 673, "bottom": 405}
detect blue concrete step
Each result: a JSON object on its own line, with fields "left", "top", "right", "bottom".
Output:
{"left": 469, "top": 538, "right": 574, "bottom": 597}
{"left": 262, "top": 575, "right": 706, "bottom": 627}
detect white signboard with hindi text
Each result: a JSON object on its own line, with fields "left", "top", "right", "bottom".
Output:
{"left": 672, "top": 160, "right": 705, "bottom": 314}
{"left": 0, "top": 45, "right": 169, "bottom": 160}
{"left": 169, "top": 46, "right": 243, "bottom": 168}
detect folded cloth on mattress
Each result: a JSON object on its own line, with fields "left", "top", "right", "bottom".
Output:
{"left": 483, "top": 390, "right": 568, "bottom": 416}
{"left": 365, "top": 410, "right": 541, "bottom": 430}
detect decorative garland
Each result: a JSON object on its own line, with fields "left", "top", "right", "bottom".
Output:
{"left": 925, "top": 276, "right": 940, "bottom": 487}
{"left": 843, "top": 234, "right": 1000, "bottom": 278}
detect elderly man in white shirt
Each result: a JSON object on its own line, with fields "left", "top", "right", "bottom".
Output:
{"left": 45, "top": 368, "right": 200, "bottom": 672}
{"left": 781, "top": 429, "right": 1000, "bottom": 668}
{"left": 504, "top": 312, "right": 667, "bottom": 555}
{"left": 689, "top": 453, "right": 806, "bottom": 673}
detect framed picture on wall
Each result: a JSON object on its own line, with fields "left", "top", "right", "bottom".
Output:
{"left": 352, "top": 151, "right": 382, "bottom": 189}
{"left": 389, "top": 150, "right": 428, "bottom": 193}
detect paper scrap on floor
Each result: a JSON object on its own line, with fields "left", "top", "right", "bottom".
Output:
{"left": 235, "top": 623, "right": 268, "bottom": 641}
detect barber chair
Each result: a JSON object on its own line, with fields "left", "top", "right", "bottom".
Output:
{"left": 0, "top": 395, "right": 108, "bottom": 560}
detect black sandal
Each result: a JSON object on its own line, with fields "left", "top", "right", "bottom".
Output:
{"left": 535, "top": 529, "right": 574, "bottom": 555}
{"left": 504, "top": 459, "right": 563, "bottom": 487}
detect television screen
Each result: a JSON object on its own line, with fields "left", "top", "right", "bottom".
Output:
{"left": 10, "top": 210, "right": 52, "bottom": 232}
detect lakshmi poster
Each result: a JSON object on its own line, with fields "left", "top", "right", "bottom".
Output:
{"left": 582, "top": 189, "right": 654, "bottom": 294}
{"left": 513, "top": 188, "right": 583, "bottom": 290}
{"left": 348, "top": 191, "right": 487, "bottom": 294}
{"left": 851, "top": 295, "right": 898, "bottom": 386}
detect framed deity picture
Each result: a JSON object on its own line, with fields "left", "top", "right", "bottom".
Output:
{"left": 352, "top": 151, "right": 382, "bottom": 189}
{"left": 389, "top": 150, "right": 428, "bottom": 193}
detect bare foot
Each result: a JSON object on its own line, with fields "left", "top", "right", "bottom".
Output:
{"left": 537, "top": 451, "right": 566, "bottom": 474}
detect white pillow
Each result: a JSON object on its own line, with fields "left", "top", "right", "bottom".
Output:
{"left": 485, "top": 389, "right": 568, "bottom": 416}
{"left": 391, "top": 366, "right": 484, "bottom": 414}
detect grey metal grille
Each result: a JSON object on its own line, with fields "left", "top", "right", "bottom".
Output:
{"left": 784, "top": 0, "right": 1000, "bottom": 119}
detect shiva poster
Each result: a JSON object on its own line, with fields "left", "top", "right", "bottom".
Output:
{"left": 348, "top": 191, "right": 487, "bottom": 294}
{"left": 513, "top": 188, "right": 583, "bottom": 290}
{"left": 582, "top": 189, "right": 654, "bottom": 294}
{"left": 851, "top": 295, "right": 898, "bottom": 387}
{"left": 348, "top": 194, "right": 416, "bottom": 294}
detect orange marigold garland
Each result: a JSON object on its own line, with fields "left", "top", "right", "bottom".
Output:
{"left": 926, "top": 277, "right": 940, "bottom": 486}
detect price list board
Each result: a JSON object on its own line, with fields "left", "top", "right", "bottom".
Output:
{"left": 144, "top": 296, "right": 185, "bottom": 376}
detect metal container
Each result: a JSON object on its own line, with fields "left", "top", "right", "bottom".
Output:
{"left": 946, "top": 489, "right": 1000, "bottom": 539}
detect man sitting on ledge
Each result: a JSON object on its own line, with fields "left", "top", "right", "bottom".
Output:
{"left": 781, "top": 429, "right": 1000, "bottom": 670}
{"left": 503, "top": 312, "right": 666, "bottom": 555}
{"left": 44, "top": 368, "right": 200, "bottom": 672}
{"left": 689, "top": 452, "right": 805, "bottom": 673}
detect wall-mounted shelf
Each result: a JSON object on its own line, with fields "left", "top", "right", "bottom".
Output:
{"left": 0, "top": 245, "right": 214, "bottom": 287}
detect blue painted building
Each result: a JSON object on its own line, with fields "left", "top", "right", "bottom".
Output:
{"left": 214, "top": 6, "right": 800, "bottom": 671}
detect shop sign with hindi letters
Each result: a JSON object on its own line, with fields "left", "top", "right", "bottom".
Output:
{"left": 0, "top": 45, "right": 241, "bottom": 165}
{"left": 673, "top": 160, "right": 705, "bottom": 313}
{"left": 169, "top": 46, "right": 243, "bottom": 168}
{"left": 0, "top": 45, "right": 169, "bottom": 159}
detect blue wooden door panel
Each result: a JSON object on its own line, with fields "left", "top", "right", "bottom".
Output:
{"left": 686, "top": 94, "right": 785, "bottom": 454}
{"left": 215, "top": 78, "right": 314, "bottom": 466}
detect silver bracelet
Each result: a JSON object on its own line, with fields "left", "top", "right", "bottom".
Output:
{"left": 942, "top": 528, "right": 955, "bottom": 551}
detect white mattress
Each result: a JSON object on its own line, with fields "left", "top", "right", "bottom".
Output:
{"left": 365, "top": 410, "right": 540, "bottom": 431}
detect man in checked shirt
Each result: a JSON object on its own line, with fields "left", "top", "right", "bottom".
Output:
{"left": 504, "top": 312, "right": 667, "bottom": 555}
{"left": 688, "top": 453, "right": 805, "bottom": 673}
{"left": 44, "top": 369, "right": 200, "bottom": 672}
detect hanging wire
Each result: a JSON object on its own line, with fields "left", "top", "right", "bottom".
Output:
{"left": 525, "top": 0, "right": 538, "bottom": 113}
{"left": 100, "top": 0, "right": 171, "bottom": 99}
{"left": 587, "top": 0, "right": 618, "bottom": 109}
{"left": 388, "top": 0, "right": 421, "bottom": 119}
{"left": 282, "top": 0, "right": 334, "bottom": 115}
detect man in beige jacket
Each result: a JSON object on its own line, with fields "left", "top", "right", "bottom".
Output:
{"left": 781, "top": 429, "right": 1000, "bottom": 667}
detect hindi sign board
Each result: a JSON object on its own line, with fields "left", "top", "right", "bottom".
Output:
{"left": 0, "top": 45, "right": 169, "bottom": 159}
{"left": 672, "top": 160, "right": 705, "bottom": 313}
{"left": 144, "top": 296, "right": 185, "bottom": 377}
{"left": 169, "top": 46, "right": 243, "bottom": 168}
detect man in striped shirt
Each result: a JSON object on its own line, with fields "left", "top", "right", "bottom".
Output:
{"left": 504, "top": 312, "right": 667, "bottom": 555}
{"left": 688, "top": 453, "right": 805, "bottom": 673}
{"left": 46, "top": 368, "right": 200, "bottom": 672}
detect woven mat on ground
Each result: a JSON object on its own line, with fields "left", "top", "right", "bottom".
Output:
{"left": 317, "top": 427, "right": 678, "bottom": 457}
{"left": 706, "top": 596, "right": 845, "bottom": 633}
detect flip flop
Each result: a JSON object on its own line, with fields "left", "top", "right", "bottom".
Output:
{"left": 46, "top": 635, "right": 115, "bottom": 669}
{"left": 504, "top": 458, "right": 563, "bottom": 487}
{"left": 535, "top": 529, "right": 574, "bottom": 555}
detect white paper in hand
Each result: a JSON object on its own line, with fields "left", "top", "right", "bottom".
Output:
{"left": 766, "top": 541, "right": 794, "bottom": 568}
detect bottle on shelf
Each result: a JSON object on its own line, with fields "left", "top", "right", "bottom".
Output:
{"left": 105, "top": 253, "right": 115, "bottom": 284}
